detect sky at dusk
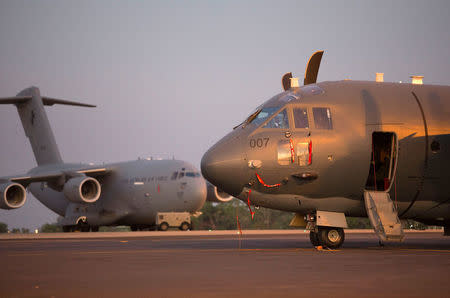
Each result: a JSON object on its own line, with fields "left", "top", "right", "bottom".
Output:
{"left": 1, "top": 0, "right": 449, "bottom": 229}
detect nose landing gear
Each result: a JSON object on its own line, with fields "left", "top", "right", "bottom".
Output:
{"left": 305, "top": 211, "right": 347, "bottom": 249}
{"left": 311, "top": 227, "right": 345, "bottom": 249}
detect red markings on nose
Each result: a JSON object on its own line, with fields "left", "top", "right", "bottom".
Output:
{"left": 246, "top": 189, "right": 255, "bottom": 220}
{"left": 255, "top": 173, "right": 281, "bottom": 188}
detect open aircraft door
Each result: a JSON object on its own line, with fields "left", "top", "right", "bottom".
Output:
{"left": 364, "top": 132, "right": 404, "bottom": 242}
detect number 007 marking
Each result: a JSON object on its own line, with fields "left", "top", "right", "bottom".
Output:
{"left": 249, "top": 138, "right": 269, "bottom": 148}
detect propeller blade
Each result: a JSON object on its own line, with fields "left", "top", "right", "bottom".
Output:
{"left": 304, "top": 50, "right": 324, "bottom": 85}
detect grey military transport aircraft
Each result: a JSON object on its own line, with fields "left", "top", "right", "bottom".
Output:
{"left": 202, "top": 51, "right": 450, "bottom": 248}
{"left": 0, "top": 87, "right": 231, "bottom": 232}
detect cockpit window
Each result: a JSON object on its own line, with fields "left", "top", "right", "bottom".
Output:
{"left": 249, "top": 106, "right": 281, "bottom": 127}
{"left": 171, "top": 172, "right": 178, "bottom": 180}
{"left": 186, "top": 172, "right": 201, "bottom": 178}
{"left": 178, "top": 172, "right": 185, "bottom": 179}
{"left": 263, "top": 108, "right": 289, "bottom": 129}
{"left": 293, "top": 108, "right": 309, "bottom": 129}
{"left": 313, "top": 107, "right": 333, "bottom": 129}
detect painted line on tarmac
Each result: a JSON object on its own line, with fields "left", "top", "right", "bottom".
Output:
{"left": 11, "top": 246, "right": 450, "bottom": 257}
{"left": 400, "top": 248, "right": 450, "bottom": 253}
{"left": 367, "top": 247, "right": 450, "bottom": 253}
{"left": 6, "top": 253, "right": 46, "bottom": 257}
{"left": 6, "top": 247, "right": 449, "bottom": 257}
{"left": 72, "top": 248, "right": 312, "bottom": 255}
{"left": 0, "top": 236, "right": 306, "bottom": 245}
{"left": 5, "top": 247, "right": 314, "bottom": 257}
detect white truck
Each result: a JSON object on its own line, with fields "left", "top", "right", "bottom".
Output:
{"left": 156, "top": 212, "right": 191, "bottom": 231}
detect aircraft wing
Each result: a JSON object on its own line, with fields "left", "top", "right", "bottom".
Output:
{"left": 0, "top": 167, "right": 112, "bottom": 187}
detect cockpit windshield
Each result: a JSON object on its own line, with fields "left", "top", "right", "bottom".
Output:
{"left": 234, "top": 85, "right": 325, "bottom": 129}
{"left": 250, "top": 107, "right": 281, "bottom": 127}
{"left": 263, "top": 108, "right": 289, "bottom": 129}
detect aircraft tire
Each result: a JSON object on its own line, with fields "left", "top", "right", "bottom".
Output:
{"left": 179, "top": 222, "right": 190, "bottom": 231}
{"left": 309, "top": 231, "right": 321, "bottom": 246}
{"left": 159, "top": 222, "right": 169, "bottom": 231}
{"left": 80, "top": 225, "right": 90, "bottom": 232}
{"left": 318, "top": 227, "right": 345, "bottom": 249}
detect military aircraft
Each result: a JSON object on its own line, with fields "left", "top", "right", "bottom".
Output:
{"left": 0, "top": 87, "right": 231, "bottom": 232}
{"left": 201, "top": 51, "right": 450, "bottom": 248}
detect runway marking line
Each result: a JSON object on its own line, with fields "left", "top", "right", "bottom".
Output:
{"left": 4, "top": 248, "right": 308, "bottom": 257}
{"left": 71, "top": 248, "right": 308, "bottom": 255}
{"left": 6, "top": 253, "right": 46, "bottom": 257}
{"left": 400, "top": 248, "right": 450, "bottom": 253}
{"left": 1, "top": 247, "right": 342, "bottom": 258}
{"left": 367, "top": 247, "right": 450, "bottom": 253}
{"left": 4, "top": 247, "right": 450, "bottom": 257}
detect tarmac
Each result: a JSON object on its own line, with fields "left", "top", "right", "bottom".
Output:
{"left": 1, "top": 230, "right": 449, "bottom": 298}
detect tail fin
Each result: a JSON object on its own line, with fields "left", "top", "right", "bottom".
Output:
{"left": 0, "top": 86, "right": 96, "bottom": 166}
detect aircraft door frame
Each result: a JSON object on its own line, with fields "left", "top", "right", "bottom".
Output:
{"left": 365, "top": 131, "right": 399, "bottom": 192}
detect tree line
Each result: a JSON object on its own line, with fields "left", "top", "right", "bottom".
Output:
{"left": 0, "top": 199, "right": 430, "bottom": 232}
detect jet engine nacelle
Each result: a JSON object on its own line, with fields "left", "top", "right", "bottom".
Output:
{"left": 206, "top": 182, "right": 233, "bottom": 203}
{"left": 0, "top": 182, "right": 27, "bottom": 210}
{"left": 63, "top": 176, "right": 101, "bottom": 204}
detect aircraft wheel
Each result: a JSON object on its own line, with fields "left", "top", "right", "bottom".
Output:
{"left": 179, "top": 222, "right": 190, "bottom": 231}
{"left": 309, "top": 231, "right": 321, "bottom": 246}
{"left": 91, "top": 226, "right": 99, "bottom": 232}
{"left": 318, "top": 227, "right": 345, "bottom": 249}
{"left": 80, "top": 225, "right": 90, "bottom": 232}
{"left": 159, "top": 222, "right": 169, "bottom": 231}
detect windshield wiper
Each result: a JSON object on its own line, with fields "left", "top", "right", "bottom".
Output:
{"left": 242, "top": 109, "right": 261, "bottom": 128}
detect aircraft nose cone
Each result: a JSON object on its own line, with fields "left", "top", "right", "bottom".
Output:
{"left": 185, "top": 178, "right": 207, "bottom": 211}
{"left": 201, "top": 136, "right": 245, "bottom": 196}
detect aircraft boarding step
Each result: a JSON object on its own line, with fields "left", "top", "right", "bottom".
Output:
{"left": 364, "top": 191, "right": 404, "bottom": 242}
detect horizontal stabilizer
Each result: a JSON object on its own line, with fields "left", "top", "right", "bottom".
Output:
{"left": 0, "top": 96, "right": 31, "bottom": 105}
{"left": 42, "top": 97, "right": 96, "bottom": 108}
{"left": 0, "top": 96, "right": 95, "bottom": 108}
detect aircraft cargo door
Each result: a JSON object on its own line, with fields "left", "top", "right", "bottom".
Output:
{"left": 364, "top": 132, "right": 404, "bottom": 242}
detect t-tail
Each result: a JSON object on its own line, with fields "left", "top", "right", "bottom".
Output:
{"left": 0, "top": 86, "right": 95, "bottom": 166}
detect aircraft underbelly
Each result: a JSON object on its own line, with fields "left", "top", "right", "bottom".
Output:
{"left": 29, "top": 183, "right": 68, "bottom": 216}
{"left": 239, "top": 187, "right": 365, "bottom": 216}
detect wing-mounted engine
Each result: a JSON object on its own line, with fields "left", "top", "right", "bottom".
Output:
{"left": 206, "top": 181, "right": 233, "bottom": 203}
{"left": 0, "top": 182, "right": 26, "bottom": 209}
{"left": 63, "top": 176, "right": 101, "bottom": 204}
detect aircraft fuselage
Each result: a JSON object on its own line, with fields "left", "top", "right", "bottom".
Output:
{"left": 28, "top": 159, "right": 206, "bottom": 227}
{"left": 202, "top": 80, "right": 450, "bottom": 226}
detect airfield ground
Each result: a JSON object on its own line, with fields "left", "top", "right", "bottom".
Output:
{"left": 0, "top": 230, "right": 449, "bottom": 297}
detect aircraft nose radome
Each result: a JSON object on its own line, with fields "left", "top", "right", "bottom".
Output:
{"left": 192, "top": 179, "right": 207, "bottom": 210}
{"left": 201, "top": 140, "right": 244, "bottom": 196}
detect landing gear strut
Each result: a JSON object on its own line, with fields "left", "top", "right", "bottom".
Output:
{"left": 309, "top": 230, "right": 320, "bottom": 246}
